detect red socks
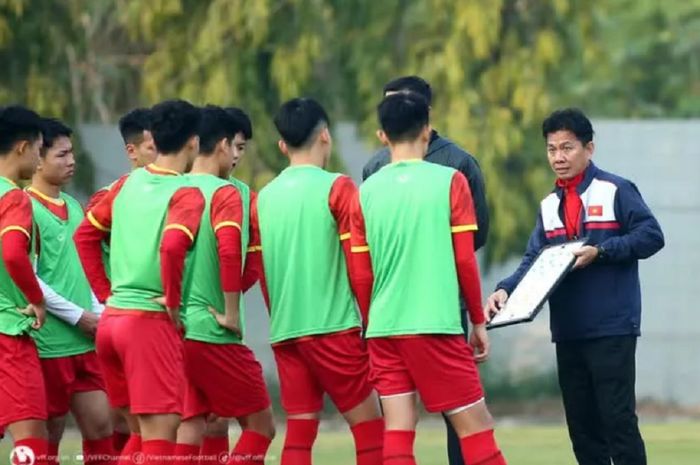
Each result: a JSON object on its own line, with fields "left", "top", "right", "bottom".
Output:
{"left": 141, "top": 439, "right": 174, "bottom": 465}
{"left": 280, "top": 419, "right": 319, "bottom": 465}
{"left": 200, "top": 436, "right": 229, "bottom": 464}
{"left": 460, "top": 430, "right": 507, "bottom": 465}
{"left": 174, "top": 443, "right": 201, "bottom": 465}
{"left": 117, "top": 434, "right": 141, "bottom": 465}
{"left": 13, "top": 438, "right": 49, "bottom": 465}
{"left": 112, "top": 432, "right": 130, "bottom": 455}
{"left": 351, "top": 419, "right": 384, "bottom": 465}
{"left": 383, "top": 430, "right": 416, "bottom": 465}
{"left": 83, "top": 437, "right": 117, "bottom": 465}
{"left": 47, "top": 442, "right": 59, "bottom": 465}
{"left": 228, "top": 430, "right": 272, "bottom": 465}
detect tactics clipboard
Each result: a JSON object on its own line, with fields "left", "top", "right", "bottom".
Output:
{"left": 487, "top": 239, "right": 588, "bottom": 330}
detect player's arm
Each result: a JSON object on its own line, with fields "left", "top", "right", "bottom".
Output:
{"left": 0, "top": 190, "right": 45, "bottom": 328}
{"left": 450, "top": 172, "right": 485, "bottom": 326}
{"left": 242, "top": 191, "right": 261, "bottom": 292}
{"left": 160, "top": 187, "right": 205, "bottom": 315}
{"left": 210, "top": 185, "right": 243, "bottom": 335}
{"left": 328, "top": 176, "right": 362, "bottom": 294}
{"left": 349, "top": 193, "right": 373, "bottom": 326}
{"left": 74, "top": 175, "right": 128, "bottom": 303}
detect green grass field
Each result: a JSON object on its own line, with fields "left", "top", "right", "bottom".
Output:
{"left": 2, "top": 421, "right": 698, "bottom": 464}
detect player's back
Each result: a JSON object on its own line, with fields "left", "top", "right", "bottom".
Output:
{"left": 359, "top": 160, "right": 462, "bottom": 337}
{"left": 257, "top": 165, "right": 359, "bottom": 343}
{"left": 108, "top": 167, "right": 189, "bottom": 311}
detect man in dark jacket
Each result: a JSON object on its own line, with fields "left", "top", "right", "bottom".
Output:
{"left": 486, "top": 108, "right": 664, "bottom": 465}
{"left": 362, "top": 76, "right": 490, "bottom": 465}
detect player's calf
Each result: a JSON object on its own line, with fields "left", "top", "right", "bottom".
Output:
{"left": 342, "top": 391, "right": 384, "bottom": 465}
{"left": 446, "top": 400, "right": 506, "bottom": 465}
{"left": 228, "top": 407, "right": 275, "bottom": 465}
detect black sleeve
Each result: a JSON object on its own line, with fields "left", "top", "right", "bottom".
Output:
{"left": 362, "top": 149, "right": 390, "bottom": 182}
{"left": 458, "top": 155, "right": 489, "bottom": 250}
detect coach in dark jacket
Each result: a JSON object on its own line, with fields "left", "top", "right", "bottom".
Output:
{"left": 362, "top": 76, "right": 490, "bottom": 465}
{"left": 487, "top": 108, "right": 664, "bottom": 465}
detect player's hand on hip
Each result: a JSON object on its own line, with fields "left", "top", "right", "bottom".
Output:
{"left": 153, "top": 296, "right": 183, "bottom": 330}
{"left": 470, "top": 323, "right": 490, "bottom": 363}
{"left": 77, "top": 311, "right": 100, "bottom": 338}
{"left": 485, "top": 289, "right": 508, "bottom": 321}
{"left": 572, "top": 245, "right": 599, "bottom": 269}
{"left": 20, "top": 300, "right": 46, "bottom": 329}
{"left": 208, "top": 307, "right": 242, "bottom": 338}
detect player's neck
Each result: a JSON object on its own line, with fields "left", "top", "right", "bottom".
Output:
{"left": 190, "top": 156, "right": 220, "bottom": 177}
{"left": 389, "top": 142, "right": 426, "bottom": 163}
{"left": 29, "top": 177, "right": 62, "bottom": 199}
{"left": 153, "top": 152, "right": 189, "bottom": 174}
{"left": 288, "top": 151, "right": 323, "bottom": 169}
{"left": 0, "top": 157, "right": 22, "bottom": 184}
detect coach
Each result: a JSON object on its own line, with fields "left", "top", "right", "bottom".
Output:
{"left": 486, "top": 108, "right": 664, "bottom": 465}
{"left": 362, "top": 75, "right": 489, "bottom": 465}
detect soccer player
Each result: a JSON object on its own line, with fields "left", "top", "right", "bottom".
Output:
{"left": 194, "top": 106, "right": 257, "bottom": 460}
{"left": 350, "top": 93, "right": 506, "bottom": 465}
{"left": 74, "top": 99, "right": 205, "bottom": 465}
{"left": 0, "top": 105, "right": 49, "bottom": 465}
{"left": 28, "top": 118, "right": 114, "bottom": 465}
{"left": 84, "top": 107, "right": 156, "bottom": 454}
{"left": 250, "top": 98, "right": 384, "bottom": 465}
{"left": 173, "top": 105, "right": 274, "bottom": 465}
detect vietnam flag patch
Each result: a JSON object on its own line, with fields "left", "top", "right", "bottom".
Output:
{"left": 588, "top": 205, "right": 603, "bottom": 216}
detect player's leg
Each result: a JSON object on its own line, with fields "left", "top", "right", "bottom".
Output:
{"left": 200, "top": 418, "right": 229, "bottom": 464}
{"left": 305, "top": 331, "right": 384, "bottom": 465}
{"left": 175, "top": 415, "right": 206, "bottom": 465}
{"left": 118, "top": 315, "right": 186, "bottom": 465}
{"left": 39, "top": 356, "right": 73, "bottom": 465}
{"left": 404, "top": 335, "right": 507, "bottom": 465}
{"left": 443, "top": 413, "right": 465, "bottom": 465}
{"left": 273, "top": 343, "right": 324, "bottom": 465}
{"left": 556, "top": 341, "right": 611, "bottom": 465}
{"left": 111, "top": 410, "right": 130, "bottom": 454}
{"left": 366, "top": 337, "right": 419, "bottom": 465}
{"left": 45, "top": 416, "right": 66, "bottom": 465}
{"left": 1, "top": 334, "right": 50, "bottom": 465}
{"left": 587, "top": 336, "right": 646, "bottom": 465}
{"left": 95, "top": 313, "right": 138, "bottom": 465}
{"left": 230, "top": 407, "right": 275, "bottom": 465}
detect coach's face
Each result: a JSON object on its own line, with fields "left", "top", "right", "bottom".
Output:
{"left": 546, "top": 130, "right": 593, "bottom": 180}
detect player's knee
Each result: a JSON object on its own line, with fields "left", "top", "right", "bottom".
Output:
{"left": 246, "top": 409, "right": 276, "bottom": 439}
{"left": 46, "top": 416, "right": 67, "bottom": 443}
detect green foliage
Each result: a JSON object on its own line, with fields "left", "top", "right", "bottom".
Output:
{"left": 0, "top": 0, "right": 697, "bottom": 261}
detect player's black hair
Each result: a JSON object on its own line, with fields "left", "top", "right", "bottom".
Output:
{"left": 118, "top": 108, "right": 152, "bottom": 146}
{"left": 383, "top": 76, "right": 433, "bottom": 106}
{"left": 377, "top": 92, "right": 430, "bottom": 143}
{"left": 40, "top": 118, "right": 72, "bottom": 155}
{"left": 198, "top": 105, "right": 240, "bottom": 155}
{"left": 542, "top": 108, "right": 594, "bottom": 145}
{"left": 225, "top": 107, "right": 253, "bottom": 140}
{"left": 150, "top": 100, "right": 201, "bottom": 155}
{"left": 274, "top": 98, "right": 330, "bottom": 149}
{"left": 0, "top": 105, "right": 43, "bottom": 155}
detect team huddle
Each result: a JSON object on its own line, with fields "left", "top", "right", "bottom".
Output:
{"left": 0, "top": 90, "right": 507, "bottom": 465}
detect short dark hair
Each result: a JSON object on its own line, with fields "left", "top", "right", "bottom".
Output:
{"left": 542, "top": 108, "right": 594, "bottom": 145}
{"left": 41, "top": 118, "right": 72, "bottom": 154}
{"left": 377, "top": 92, "right": 430, "bottom": 143}
{"left": 274, "top": 98, "right": 330, "bottom": 149}
{"left": 198, "top": 105, "right": 240, "bottom": 155}
{"left": 150, "top": 100, "right": 201, "bottom": 154}
{"left": 383, "top": 76, "right": 432, "bottom": 106}
{"left": 225, "top": 107, "right": 253, "bottom": 140}
{"left": 0, "top": 105, "right": 43, "bottom": 154}
{"left": 118, "top": 108, "right": 152, "bottom": 145}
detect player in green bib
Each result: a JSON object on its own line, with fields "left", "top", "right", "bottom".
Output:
{"left": 27, "top": 118, "right": 116, "bottom": 463}
{"left": 251, "top": 98, "right": 383, "bottom": 465}
{"left": 350, "top": 93, "right": 507, "bottom": 465}
{"left": 0, "top": 105, "right": 52, "bottom": 464}
{"left": 83, "top": 107, "right": 157, "bottom": 455}
{"left": 74, "top": 100, "right": 205, "bottom": 463}
{"left": 173, "top": 105, "right": 275, "bottom": 464}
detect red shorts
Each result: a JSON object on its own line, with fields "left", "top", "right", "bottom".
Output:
{"left": 182, "top": 340, "right": 271, "bottom": 420}
{"left": 40, "top": 351, "right": 105, "bottom": 417}
{"left": 273, "top": 330, "right": 373, "bottom": 415}
{"left": 0, "top": 334, "right": 47, "bottom": 427}
{"left": 367, "top": 335, "right": 484, "bottom": 413}
{"left": 96, "top": 309, "right": 185, "bottom": 415}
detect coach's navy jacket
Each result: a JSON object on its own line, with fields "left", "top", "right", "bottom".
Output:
{"left": 497, "top": 162, "right": 664, "bottom": 342}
